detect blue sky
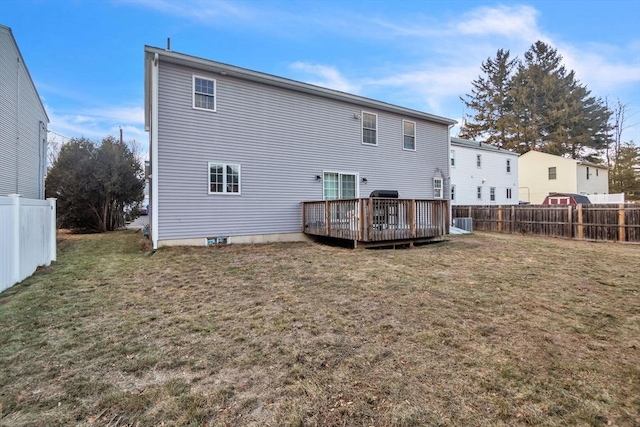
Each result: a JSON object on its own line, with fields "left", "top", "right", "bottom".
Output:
{"left": 2, "top": 0, "right": 639, "bottom": 157}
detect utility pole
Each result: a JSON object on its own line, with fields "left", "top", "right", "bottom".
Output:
{"left": 119, "top": 126, "right": 123, "bottom": 144}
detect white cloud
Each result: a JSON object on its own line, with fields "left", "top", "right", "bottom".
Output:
{"left": 120, "top": 0, "right": 250, "bottom": 22}
{"left": 290, "top": 62, "right": 361, "bottom": 94}
{"left": 454, "top": 5, "right": 541, "bottom": 41}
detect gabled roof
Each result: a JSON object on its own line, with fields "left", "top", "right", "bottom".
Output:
{"left": 0, "top": 25, "right": 49, "bottom": 123}
{"left": 520, "top": 150, "right": 608, "bottom": 169}
{"left": 144, "top": 46, "right": 456, "bottom": 130}
{"left": 547, "top": 193, "right": 591, "bottom": 204}
{"left": 450, "top": 137, "right": 519, "bottom": 156}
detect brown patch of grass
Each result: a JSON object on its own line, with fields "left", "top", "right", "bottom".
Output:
{"left": 1, "top": 230, "right": 639, "bottom": 426}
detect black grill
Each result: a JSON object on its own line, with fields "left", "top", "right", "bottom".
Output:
{"left": 369, "top": 190, "right": 399, "bottom": 198}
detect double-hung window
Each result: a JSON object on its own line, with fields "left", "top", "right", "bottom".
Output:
{"left": 193, "top": 76, "right": 216, "bottom": 111}
{"left": 477, "top": 186, "right": 482, "bottom": 200}
{"left": 362, "top": 112, "right": 377, "bottom": 146}
{"left": 450, "top": 150, "right": 456, "bottom": 167}
{"left": 586, "top": 167, "right": 590, "bottom": 180}
{"left": 490, "top": 187, "right": 496, "bottom": 201}
{"left": 549, "top": 167, "right": 557, "bottom": 180}
{"left": 506, "top": 159, "right": 511, "bottom": 173}
{"left": 209, "top": 162, "right": 240, "bottom": 194}
{"left": 476, "top": 154, "right": 482, "bottom": 168}
{"left": 402, "top": 120, "right": 416, "bottom": 151}
{"left": 451, "top": 185, "right": 456, "bottom": 201}
{"left": 506, "top": 188, "right": 512, "bottom": 199}
{"left": 324, "top": 172, "right": 357, "bottom": 200}
{"left": 433, "top": 178, "right": 443, "bottom": 199}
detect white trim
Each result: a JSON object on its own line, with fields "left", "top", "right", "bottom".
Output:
{"left": 322, "top": 170, "right": 360, "bottom": 200}
{"left": 361, "top": 111, "right": 378, "bottom": 146}
{"left": 402, "top": 119, "right": 416, "bottom": 151}
{"left": 151, "top": 53, "right": 159, "bottom": 250}
{"left": 192, "top": 75, "right": 217, "bottom": 112}
{"left": 433, "top": 177, "right": 443, "bottom": 199}
{"left": 208, "top": 162, "right": 241, "bottom": 195}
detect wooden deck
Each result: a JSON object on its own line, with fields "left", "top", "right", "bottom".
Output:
{"left": 302, "top": 198, "right": 449, "bottom": 248}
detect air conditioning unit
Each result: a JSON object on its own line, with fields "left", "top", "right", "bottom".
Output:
{"left": 453, "top": 217, "right": 473, "bottom": 232}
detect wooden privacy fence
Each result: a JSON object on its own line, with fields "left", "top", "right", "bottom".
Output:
{"left": 302, "top": 198, "right": 449, "bottom": 247}
{"left": 452, "top": 204, "right": 640, "bottom": 243}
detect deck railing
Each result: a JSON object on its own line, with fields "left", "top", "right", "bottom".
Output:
{"left": 302, "top": 198, "right": 449, "bottom": 244}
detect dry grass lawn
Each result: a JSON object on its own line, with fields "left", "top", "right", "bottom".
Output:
{"left": 0, "top": 230, "right": 639, "bottom": 426}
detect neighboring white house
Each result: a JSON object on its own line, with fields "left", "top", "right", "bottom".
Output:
{"left": 518, "top": 151, "right": 609, "bottom": 204}
{"left": 0, "top": 25, "right": 49, "bottom": 199}
{"left": 449, "top": 137, "right": 519, "bottom": 205}
{"left": 144, "top": 46, "right": 455, "bottom": 248}
{"left": 0, "top": 26, "right": 55, "bottom": 293}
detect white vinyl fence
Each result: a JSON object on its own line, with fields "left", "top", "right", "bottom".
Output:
{"left": 588, "top": 193, "right": 625, "bottom": 204}
{"left": 0, "top": 195, "right": 56, "bottom": 292}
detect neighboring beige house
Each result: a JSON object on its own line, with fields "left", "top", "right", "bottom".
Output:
{"left": 518, "top": 151, "right": 608, "bottom": 204}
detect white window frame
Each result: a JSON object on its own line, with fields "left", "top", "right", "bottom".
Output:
{"left": 506, "top": 159, "right": 511, "bottom": 173}
{"left": 506, "top": 188, "right": 512, "bottom": 199}
{"left": 193, "top": 75, "right": 217, "bottom": 112}
{"left": 433, "top": 177, "right": 443, "bottom": 199}
{"left": 450, "top": 150, "right": 456, "bottom": 168}
{"left": 476, "top": 154, "right": 482, "bottom": 168}
{"left": 477, "top": 186, "right": 482, "bottom": 200}
{"left": 490, "top": 187, "right": 496, "bottom": 202}
{"left": 208, "top": 162, "right": 241, "bottom": 195}
{"left": 323, "top": 170, "right": 359, "bottom": 200}
{"left": 402, "top": 119, "right": 416, "bottom": 151}
{"left": 361, "top": 111, "right": 378, "bottom": 146}
{"left": 451, "top": 184, "right": 456, "bottom": 201}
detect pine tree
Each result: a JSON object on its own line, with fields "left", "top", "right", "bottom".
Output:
{"left": 460, "top": 49, "right": 517, "bottom": 147}
{"left": 610, "top": 142, "right": 640, "bottom": 199}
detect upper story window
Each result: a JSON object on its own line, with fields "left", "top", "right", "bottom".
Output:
{"left": 433, "top": 178, "right": 443, "bottom": 199}
{"left": 596, "top": 169, "right": 599, "bottom": 177}
{"left": 402, "top": 120, "right": 416, "bottom": 151}
{"left": 549, "top": 167, "right": 557, "bottom": 180}
{"left": 451, "top": 185, "right": 456, "bottom": 201}
{"left": 450, "top": 150, "right": 456, "bottom": 167}
{"left": 362, "top": 112, "right": 378, "bottom": 146}
{"left": 477, "top": 186, "right": 482, "bottom": 200}
{"left": 476, "top": 154, "right": 482, "bottom": 168}
{"left": 209, "top": 162, "right": 240, "bottom": 194}
{"left": 586, "top": 167, "right": 590, "bottom": 180}
{"left": 506, "top": 159, "right": 511, "bottom": 173}
{"left": 193, "top": 76, "right": 216, "bottom": 111}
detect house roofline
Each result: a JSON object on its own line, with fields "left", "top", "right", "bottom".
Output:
{"left": 144, "top": 46, "right": 456, "bottom": 129}
{"left": 520, "top": 150, "right": 608, "bottom": 169}
{"left": 0, "top": 25, "right": 49, "bottom": 124}
{"left": 450, "top": 137, "right": 519, "bottom": 156}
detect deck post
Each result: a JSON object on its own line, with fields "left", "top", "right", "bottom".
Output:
{"left": 359, "top": 199, "right": 365, "bottom": 241}
{"left": 409, "top": 199, "right": 416, "bottom": 238}
{"left": 567, "top": 205, "right": 573, "bottom": 238}
{"left": 367, "top": 198, "right": 373, "bottom": 241}
{"left": 498, "top": 205, "right": 503, "bottom": 232}
{"left": 618, "top": 203, "right": 626, "bottom": 242}
{"left": 577, "top": 204, "right": 584, "bottom": 239}
{"left": 325, "top": 201, "right": 330, "bottom": 237}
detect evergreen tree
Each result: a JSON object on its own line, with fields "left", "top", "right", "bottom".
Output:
{"left": 610, "top": 142, "right": 640, "bottom": 199}
{"left": 460, "top": 49, "right": 517, "bottom": 147}
{"left": 46, "top": 136, "right": 144, "bottom": 232}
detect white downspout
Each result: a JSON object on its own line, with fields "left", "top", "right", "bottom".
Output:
{"left": 151, "top": 53, "right": 160, "bottom": 250}
{"left": 447, "top": 123, "right": 455, "bottom": 228}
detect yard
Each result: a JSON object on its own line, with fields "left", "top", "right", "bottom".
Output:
{"left": 0, "top": 231, "right": 638, "bottom": 426}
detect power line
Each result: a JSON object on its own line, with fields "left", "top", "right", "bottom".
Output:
{"left": 47, "top": 129, "right": 71, "bottom": 141}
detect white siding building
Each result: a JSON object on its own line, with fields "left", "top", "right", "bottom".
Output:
{"left": 0, "top": 25, "right": 49, "bottom": 199}
{"left": 450, "top": 137, "right": 519, "bottom": 205}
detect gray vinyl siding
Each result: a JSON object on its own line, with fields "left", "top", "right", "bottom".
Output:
{"left": 156, "top": 61, "right": 449, "bottom": 240}
{"left": 0, "top": 26, "right": 48, "bottom": 199}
